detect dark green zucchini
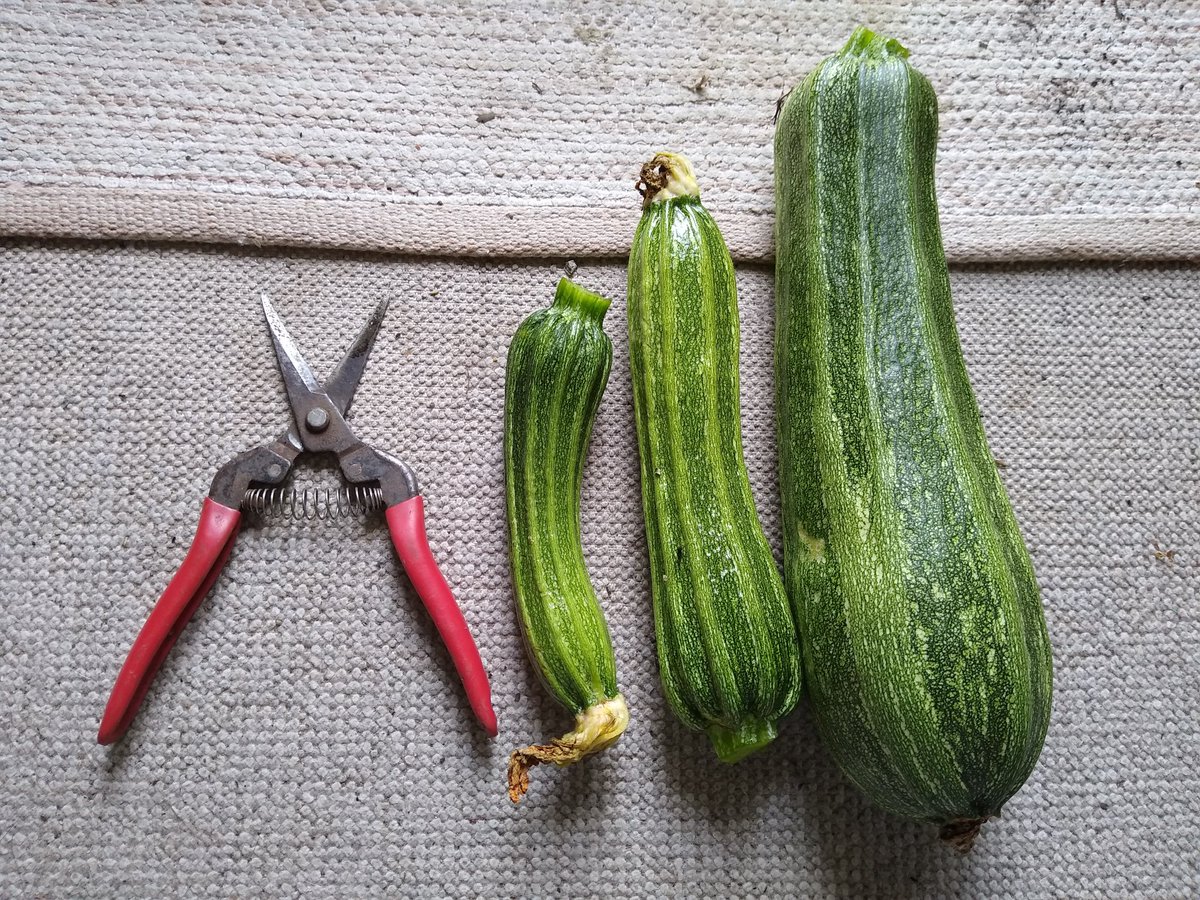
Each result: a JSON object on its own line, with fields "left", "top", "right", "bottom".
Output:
{"left": 628, "top": 152, "right": 802, "bottom": 762}
{"left": 503, "top": 278, "right": 628, "bottom": 803}
{"left": 774, "top": 27, "right": 1053, "bottom": 850}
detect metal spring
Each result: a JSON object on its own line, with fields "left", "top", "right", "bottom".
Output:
{"left": 242, "top": 485, "right": 385, "bottom": 521}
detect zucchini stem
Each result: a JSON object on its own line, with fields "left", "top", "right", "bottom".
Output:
{"left": 939, "top": 816, "right": 989, "bottom": 853}
{"left": 636, "top": 152, "right": 700, "bottom": 208}
{"left": 705, "top": 718, "right": 778, "bottom": 763}
{"left": 506, "top": 694, "right": 630, "bottom": 803}
{"left": 841, "top": 25, "right": 910, "bottom": 60}
{"left": 551, "top": 276, "right": 612, "bottom": 318}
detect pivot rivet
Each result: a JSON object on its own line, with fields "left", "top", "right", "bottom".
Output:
{"left": 305, "top": 408, "right": 330, "bottom": 433}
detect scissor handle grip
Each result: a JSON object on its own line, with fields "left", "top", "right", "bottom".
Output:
{"left": 386, "top": 495, "right": 498, "bottom": 737}
{"left": 98, "top": 498, "right": 242, "bottom": 745}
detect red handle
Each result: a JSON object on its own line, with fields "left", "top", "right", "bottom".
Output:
{"left": 386, "top": 495, "right": 497, "bottom": 736}
{"left": 98, "top": 498, "right": 242, "bottom": 745}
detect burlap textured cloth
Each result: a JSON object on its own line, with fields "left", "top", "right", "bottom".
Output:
{"left": 2, "top": 0, "right": 1197, "bottom": 895}
{"left": 1, "top": 0, "right": 1197, "bottom": 261}
{"left": 0, "top": 240, "right": 1195, "bottom": 897}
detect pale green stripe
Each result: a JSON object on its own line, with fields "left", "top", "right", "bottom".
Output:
{"left": 691, "top": 204, "right": 773, "bottom": 715}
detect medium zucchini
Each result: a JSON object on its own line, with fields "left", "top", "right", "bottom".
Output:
{"left": 774, "top": 28, "right": 1053, "bottom": 849}
{"left": 504, "top": 277, "right": 628, "bottom": 802}
{"left": 628, "top": 153, "right": 802, "bottom": 762}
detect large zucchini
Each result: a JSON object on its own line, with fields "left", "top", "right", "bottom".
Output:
{"left": 628, "top": 153, "right": 802, "bottom": 762}
{"left": 504, "top": 278, "right": 628, "bottom": 802}
{"left": 774, "top": 28, "right": 1053, "bottom": 849}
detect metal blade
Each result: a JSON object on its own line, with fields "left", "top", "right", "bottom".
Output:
{"left": 323, "top": 297, "right": 389, "bottom": 418}
{"left": 264, "top": 296, "right": 390, "bottom": 453}
{"left": 262, "top": 293, "right": 336, "bottom": 443}
{"left": 262, "top": 293, "right": 324, "bottom": 391}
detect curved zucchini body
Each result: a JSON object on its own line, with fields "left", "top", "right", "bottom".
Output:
{"left": 628, "top": 153, "right": 802, "bottom": 762}
{"left": 504, "top": 278, "right": 628, "bottom": 802}
{"left": 774, "top": 28, "right": 1053, "bottom": 849}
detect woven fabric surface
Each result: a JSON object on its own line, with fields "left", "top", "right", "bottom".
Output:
{"left": 1, "top": 1, "right": 1198, "bottom": 261}
{"left": 0, "top": 239, "right": 1196, "bottom": 897}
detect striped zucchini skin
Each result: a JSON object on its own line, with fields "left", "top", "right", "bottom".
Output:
{"left": 774, "top": 28, "right": 1052, "bottom": 848}
{"left": 504, "top": 278, "right": 628, "bottom": 802}
{"left": 629, "top": 153, "right": 802, "bottom": 763}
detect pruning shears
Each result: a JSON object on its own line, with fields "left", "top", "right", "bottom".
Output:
{"left": 98, "top": 295, "right": 497, "bottom": 744}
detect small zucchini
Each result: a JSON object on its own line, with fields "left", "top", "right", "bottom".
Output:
{"left": 628, "top": 152, "right": 802, "bottom": 762}
{"left": 774, "top": 28, "right": 1053, "bottom": 849}
{"left": 503, "top": 277, "right": 628, "bottom": 802}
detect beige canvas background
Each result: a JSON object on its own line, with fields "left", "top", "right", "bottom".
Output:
{"left": 1, "top": 0, "right": 1198, "bottom": 261}
{"left": 1, "top": 1, "right": 1198, "bottom": 897}
{"left": 0, "top": 242, "right": 1196, "bottom": 897}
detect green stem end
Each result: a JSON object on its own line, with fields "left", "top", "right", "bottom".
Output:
{"left": 706, "top": 718, "right": 778, "bottom": 763}
{"left": 553, "top": 277, "right": 612, "bottom": 321}
{"left": 842, "top": 26, "right": 910, "bottom": 61}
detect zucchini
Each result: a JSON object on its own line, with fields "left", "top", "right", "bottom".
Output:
{"left": 774, "top": 28, "right": 1053, "bottom": 849}
{"left": 503, "top": 277, "right": 628, "bottom": 803}
{"left": 628, "top": 153, "right": 802, "bottom": 762}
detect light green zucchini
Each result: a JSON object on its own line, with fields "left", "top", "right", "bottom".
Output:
{"left": 628, "top": 153, "right": 802, "bottom": 762}
{"left": 503, "top": 277, "right": 628, "bottom": 803}
{"left": 774, "top": 27, "right": 1053, "bottom": 849}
